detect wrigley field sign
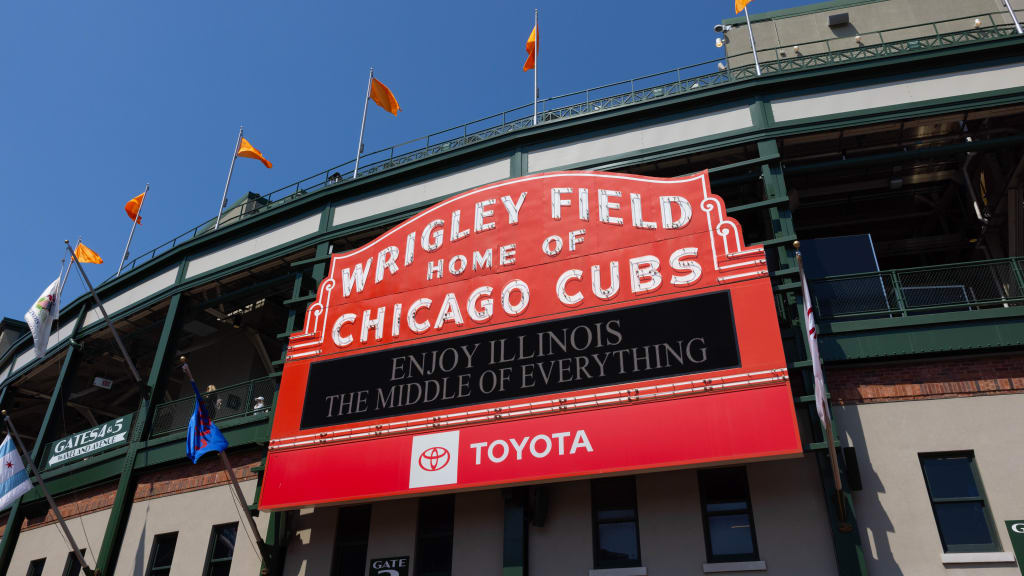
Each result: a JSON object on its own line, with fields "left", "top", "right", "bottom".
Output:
{"left": 46, "top": 414, "right": 132, "bottom": 467}
{"left": 260, "top": 171, "right": 801, "bottom": 510}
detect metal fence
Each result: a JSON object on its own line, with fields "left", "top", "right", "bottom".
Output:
{"left": 150, "top": 375, "right": 278, "bottom": 437}
{"left": 110, "top": 13, "right": 1020, "bottom": 279}
{"left": 811, "top": 258, "right": 1024, "bottom": 320}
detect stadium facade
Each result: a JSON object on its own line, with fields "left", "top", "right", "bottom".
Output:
{"left": 2, "top": 0, "right": 1024, "bottom": 574}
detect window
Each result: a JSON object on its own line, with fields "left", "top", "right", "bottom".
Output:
{"left": 591, "top": 476, "right": 641, "bottom": 569}
{"left": 415, "top": 495, "right": 454, "bottom": 576}
{"left": 26, "top": 558, "right": 45, "bottom": 576}
{"left": 204, "top": 523, "right": 238, "bottom": 576}
{"left": 147, "top": 532, "right": 178, "bottom": 576}
{"left": 920, "top": 452, "right": 999, "bottom": 552}
{"left": 699, "top": 467, "right": 758, "bottom": 563}
{"left": 333, "top": 505, "right": 371, "bottom": 576}
{"left": 61, "top": 550, "right": 86, "bottom": 576}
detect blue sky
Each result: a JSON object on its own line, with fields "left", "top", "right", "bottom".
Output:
{"left": 0, "top": 0, "right": 806, "bottom": 320}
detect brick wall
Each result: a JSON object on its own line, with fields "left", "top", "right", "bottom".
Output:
{"left": 133, "top": 448, "right": 263, "bottom": 502}
{"left": 21, "top": 481, "right": 118, "bottom": 531}
{"left": 827, "top": 353, "right": 1024, "bottom": 404}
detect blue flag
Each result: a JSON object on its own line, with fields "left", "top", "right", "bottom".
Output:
{"left": 186, "top": 381, "right": 228, "bottom": 464}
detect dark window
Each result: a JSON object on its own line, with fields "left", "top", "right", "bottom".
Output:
{"left": 26, "top": 558, "right": 45, "bottom": 576}
{"left": 204, "top": 523, "right": 238, "bottom": 576}
{"left": 147, "top": 532, "right": 178, "bottom": 576}
{"left": 920, "top": 452, "right": 999, "bottom": 552}
{"left": 333, "top": 505, "right": 371, "bottom": 576}
{"left": 415, "top": 495, "right": 454, "bottom": 576}
{"left": 61, "top": 550, "right": 86, "bottom": 576}
{"left": 591, "top": 476, "right": 641, "bottom": 569}
{"left": 699, "top": 467, "right": 758, "bottom": 563}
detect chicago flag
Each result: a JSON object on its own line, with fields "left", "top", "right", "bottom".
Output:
{"left": 0, "top": 435, "right": 32, "bottom": 511}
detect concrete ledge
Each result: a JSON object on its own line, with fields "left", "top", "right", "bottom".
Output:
{"left": 703, "top": 560, "right": 768, "bottom": 573}
{"left": 941, "top": 552, "right": 1016, "bottom": 564}
{"left": 589, "top": 567, "right": 647, "bottom": 576}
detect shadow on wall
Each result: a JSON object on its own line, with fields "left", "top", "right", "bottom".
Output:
{"left": 837, "top": 404, "right": 905, "bottom": 576}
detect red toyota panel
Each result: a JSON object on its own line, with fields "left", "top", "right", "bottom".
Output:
{"left": 260, "top": 171, "right": 801, "bottom": 511}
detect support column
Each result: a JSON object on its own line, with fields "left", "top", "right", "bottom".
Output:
{"left": 93, "top": 292, "right": 182, "bottom": 576}
{"left": 0, "top": 306, "right": 88, "bottom": 574}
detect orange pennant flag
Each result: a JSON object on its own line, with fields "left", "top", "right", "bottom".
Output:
{"left": 74, "top": 242, "right": 103, "bottom": 264}
{"left": 237, "top": 137, "right": 272, "bottom": 169}
{"left": 523, "top": 25, "right": 537, "bottom": 71}
{"left": 370, "top": 78, "right": 400, "bottom": 116}
{"left": 735, "top": 0, "right": 753, "bottom": 13}
{"left": 125, "top": 192, "right": 145, "bottom": 224}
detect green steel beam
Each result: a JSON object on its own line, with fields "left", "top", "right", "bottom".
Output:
{"left": 0, "top": 306, "right": 87, "bottom": 575}
{"left": 93, "top": 292, "right": 182, "bottom": 576}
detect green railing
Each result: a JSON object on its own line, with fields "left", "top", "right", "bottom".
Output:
{"left": 149, "top": 374, "right": 278, "bottom": 437}
{"left": 111, "top": 13, "right": 1020, "bottom": 278}
{"left": 811, "top": 257, "right": 1024, "bottom": 321}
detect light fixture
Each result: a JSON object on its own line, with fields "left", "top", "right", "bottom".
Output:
{"left": 718, "top": 62, "right": 727, "bottom": 71}
{"left": 974, "top": 18, "right": 982, "bottom": 28}
{"left": 855, "top": 35, "right": 862, "bottom": 44}
{"left": 793, "top": 45, "right": 801, "bottom": 54}
{"left": 716, "top": 37, "right": 724, "bottom": 48}
{"left": 713, "top": 24, "right": 733, "bottom": 33}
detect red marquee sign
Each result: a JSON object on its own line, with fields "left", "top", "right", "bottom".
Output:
{"left": 259, "top": 171, "right": 801, "bottom": 510}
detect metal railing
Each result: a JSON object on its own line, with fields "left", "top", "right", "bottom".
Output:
{"left": 811, "top": 257, "right": 1024, "bottom": 321}
{"left": 149, "top": 374, "right": 278, "bottom": 437}
{"left": 111, "top": 12, "right": 1020, "bottom": 279}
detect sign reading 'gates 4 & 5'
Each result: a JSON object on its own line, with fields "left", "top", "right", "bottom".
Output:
{"left": 259, "top": 171, "right": 802, "bottom": 510}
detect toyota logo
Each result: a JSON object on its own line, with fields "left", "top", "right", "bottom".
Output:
{"left": 418, "top": 446, "right": 450, "bottom": 471}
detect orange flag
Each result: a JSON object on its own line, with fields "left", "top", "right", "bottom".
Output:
{"left": 370, "top": 78, "right": 400, "bottom": 116}
{"left": 74, "top": 242, "right": 103, "bottom": 264}
{"left": 237, "top": 137, "right": 272, "bottom": 169}
{"left": 125, "top": 192, "right": 145, "bottom": 224}
{"left": 523, "top": 25, "right": 537, "bottom": 71}
{"left": 735, "top": 0, "right": 753, "bottom": 13}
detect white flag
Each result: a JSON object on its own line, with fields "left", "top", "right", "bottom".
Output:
{"left": 798, "top": 257, "right": 831, "bottom": 428}
{"left": 24, "top": 276, "right": 60, "bottom": 358}
{"left": 0, "top": 435, "right": 32, "bottom": 511}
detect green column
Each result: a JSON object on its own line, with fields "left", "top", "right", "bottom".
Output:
{"left": 0, "top": 306, "right": 87, "bottom": 574}
{"left": 93, "top": 292, "right": 182, "bottom": 576}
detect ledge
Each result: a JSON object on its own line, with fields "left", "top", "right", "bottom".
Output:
{"left": 941, "top": 552, "right": 1015, "bottom": 564}
{"left": 589, "top": 568, "right": 647, "bottom": 576}
{"left": 703, "top": 560, "right": 767, "bottom": 573}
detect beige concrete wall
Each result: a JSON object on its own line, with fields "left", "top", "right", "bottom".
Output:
{"left": 837, "top": 394, "right": 1024, "bottom": 575}
{"left": 452, "top": 490, "right": 504, "bottom": 576}
{"left": 529, "top": 480, "right": 593, "bottom": 576}
{"left": 636, "top": 469, "right": 705, "bottom": 574}
{"left": 724, "top": 0, "right": 1011, "bottom": 68}
{"left": 282, "top": 506, "right": 339, "bottom": 576}
{"left": 366, "top": 498, "right": 419, "bottom": 571}
{"left": 8, "top": 509, "right": 109, "bottom": 576}
{"left": 113, "top": 479, "right": 269, "bottom": 576}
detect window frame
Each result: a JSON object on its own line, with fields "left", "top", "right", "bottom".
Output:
{"left": 590, "top": 476, "right": 642, "bottom": 570}
{"left": 61, "top": 550, "right": 86, "bottom": 576}
{"left": 414, "top": 495, "right": 455, "bottom": 576}
{"left": 26, "top": 558, "right": 46, "bottom": 576}
{"left": 698, "top": 466, "right": 760, "bottom": 564}
{"left": 333, "top": 504, "right": 372, "bottom": 576}
{"left": 203, "top": 522, "right": 239, "bottom": 576}
{"left": 146, "top": 531, "right": 178, "bottom": 576}
{"left": 919, "top": 451, "right": 1001, "bottom": 553}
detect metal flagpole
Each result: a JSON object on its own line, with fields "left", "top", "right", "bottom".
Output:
{"left": 64, "top": 240, "right": 142, "bottom": 383}
{"left": 2, "top": 411, "right": 95, "bottom": 576}
{"left": 533, "top": 9, "right": 539, "bottom": 126}
{"left": 743, "top": 7, "right": 761, "bottom": 76}
{"left": 215, "top": 127, "right": 244, "bottom": 231}
{"left": 179, "top": 359, "right": 269, "bottom": 568}
{"left": 353, "top": 67, "right": 374, "bottom": 179}
{"left": 53, "top": 256, "right": 71, "bottom": 323}
{"left": 1005, "top": 0, "right": 1023, "bottom": 34}
{"left": 117, "top": 183, "right": 149, "bottom": 277}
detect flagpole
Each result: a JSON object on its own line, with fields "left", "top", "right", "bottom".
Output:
{"left": 215, "top": 127, "right": 244, "bottom": 231}
{"left": 795, "top": 242, "right": 851, "bottom": 530}
{"left": 179, "top": 358, "right": 269, "bottom": 568}
{"left": 117, "top": 183, "right": 149, "bottom": 277}
{"left": 53, "top": 256, "right": 71, "bottom": 323}
{"left": 2, "top": 411, "right": 95, "bottom": 576}
{"left": 743, "top": 7, "right": 761, "bottom": 76}
{"left": 1005, "top": 0, "right": 1023, "bottom": 34}
{"left": 353, "top": 67, "right": 374, "bottom": 179}
{"left": 64, "top": 240, "right": 142, "bottom": 384}
{"left": 533, "top": 9, "right": 539, "bottom": 126}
